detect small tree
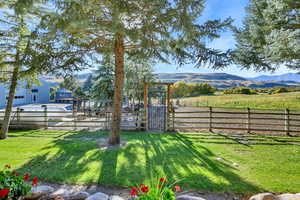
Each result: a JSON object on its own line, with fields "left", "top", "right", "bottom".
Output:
{"left": 91, "top": 55, "right": 115, "bottom": 109}
{"left": 172, "top": 82, "right": 191, "bottom": 98}
{"left": 124, "top": 60, "right": 155, "bottom": 107}
{"left": 0, "top": 1, "right": 87, "bottom": 139}
{"left": 190, "top": 83, "right": 216, "bottom": 96}
{"left": 274, "top": 87, "right": 288, "bottom": 94}
{"left": 59, "top": 76, "right": 86, "bottom": 98}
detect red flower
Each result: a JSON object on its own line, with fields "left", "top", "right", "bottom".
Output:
{"left": 174, "top": 185, "right": 181, "bottom": 192}
{"left": 11, "top": 170, "right": 19, "bottom": 176}
{"left": 23, "top": 173, "right": 30, "bottom": 181}
{"left": 159, "top": 178, "right": 167, "bottom": 183}
{"left": 130, "top": 187, "right": 139, "bottom": 196}
{"left": 4, "top": 165, "right": 11, "bottom": 169}
{"left": 140, "top": 185, "right": 149, "bottom": 193}
{"left": 32, "top": 177, "right": 38, "bottom": 186}
{"left": 0, "top": 188, "right": 10, "bottom": 197}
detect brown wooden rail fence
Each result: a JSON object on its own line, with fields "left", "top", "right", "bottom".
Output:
{"left": 0, "top": 107, "right": 145, "bottom": 131}
{"left": 1, "top": 106, "right": 300, "bottom": 135}
{"left": 168, "top": 106, "right": 300, "bottom": 136}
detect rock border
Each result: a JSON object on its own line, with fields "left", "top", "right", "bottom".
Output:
{"left": 23, "top": 184, "right": 300, "bottom": 200}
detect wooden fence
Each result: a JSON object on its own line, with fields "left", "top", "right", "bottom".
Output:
{"left": 1, "top": 106, "right": 300, "bottom": 135}
{"left": 0, "top": 108, "right": 145, "bottom": 131}
{"left": 168, "top": 106, "right": 300, "bottom": 136}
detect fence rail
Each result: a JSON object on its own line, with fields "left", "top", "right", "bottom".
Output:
{"left": 169, "top": 107, "right": 300, "bottom": 136}
{"left": 0, "top": 108, "right": 145, "bottom": 131}
{"left": 1, "top": 106, "right": 300, "bottom": 135}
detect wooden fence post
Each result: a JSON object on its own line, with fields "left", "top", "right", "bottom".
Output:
{"left": 106, "top": 112, "right": 111, "bottom": 130}
{"left": 172, "top": 110, "right": 175, "bottom": 131}
{"left": 73, "top": 108, "right": 77, "bottom": 130}
{"left": 166, "top": 85, "right": 171, "bottom": 132}
{"left": 44, "top": 105, "right": 48, "bottom": 130}
{"left": 247, "top": 107, "right": 250, "bottom": 134}
{"left": 105, "top": 112, "right": 108, "bottom": 130}
{"left": 209, "top": 106, "right": 212, "bottom": 132}
{"left": 16, "top": 107, "right": 20, "bottom": 124}
{"left": 137, "top": 112, "right": 141, "bottom": 131}
{"left": 144, "top": 82, "right": 149, "bottom": 131}
{"left": 285, "top": 108, "right": 290, "bottom": 136}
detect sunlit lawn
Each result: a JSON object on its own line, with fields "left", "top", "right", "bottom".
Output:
{"left": 0, "top": 130, "right": 300, "bottom": 194}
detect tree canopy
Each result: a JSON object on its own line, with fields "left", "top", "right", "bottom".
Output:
{"left": 0, "top": 0, "right": 89, "bottom": 139}
{"left": 48, "top": 0, "right": 233, "bottom": 67}
{"left": 234, "top": 0, "right": 300, "bottom": 72}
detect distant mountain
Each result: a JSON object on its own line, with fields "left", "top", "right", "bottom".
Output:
{"left": 156, "top": 72, "right": 300, "bottom": 89}
{"left": 249, "top": 73, "right": 300, "bottom": 82}
{"left": 157, "top": 73, "right": 247, "bottom": 82}
{"left": 41, "top": 72, "right": 300, "bottom": 89}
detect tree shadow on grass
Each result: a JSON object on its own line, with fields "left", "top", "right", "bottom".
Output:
{"left": 16, "top": 130, "right": 261, "bottom": 193}
{"left": 138, "top": 133, "right": 259, "bottom": 192}
{"left": 175, "top": 132, "right": 300, "bottom": 146}
{"left": 8, "top": 130, "right": 76, "bottom": 138}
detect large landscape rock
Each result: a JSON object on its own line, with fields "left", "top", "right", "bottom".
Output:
{"left": 176, "top": 195, "right": 207, "bottom": 200}
{"left": 25, "top": 186, "right": 55, "bottom": 199}
{"left": 277, "top": 194, "right": 300, "bottom": 200}
{"left": 67, "top": 192, "right": 90, "bottom": 200}
{"left": 249, "top": 193, "right": 278, "bottom": 200}
{"left": 50, "top": 189, "right": 70, "bottom": 198}
{"left": 109, "top": 195, "right": 124, "bottom": 200}
{"left": 85, "top": 192, "right": 109, "bottom": 200}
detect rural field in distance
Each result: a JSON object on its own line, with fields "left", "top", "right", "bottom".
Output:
{"left": 180, "top": 92, "right": 300, "bottom": 110}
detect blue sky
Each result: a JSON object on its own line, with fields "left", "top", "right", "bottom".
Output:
{"left": 154, "top": 0, "right": 297, "bottom": 78}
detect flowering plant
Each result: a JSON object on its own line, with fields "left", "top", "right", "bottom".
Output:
{"left": 131, "top": 178, "right": 181, "bottom": 200}
{"left": 0, "top": 165, "right": 38, "bottom": 200}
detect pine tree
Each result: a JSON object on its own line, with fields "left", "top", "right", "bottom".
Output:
{"left": 48, "top": 0, "right": 233, "bottom": 145}
{"left": 83, "top": 74, "right": 93, "bottom": 96}
{"left": 124, "top": 60, "right": 155, "bottom": 106}
{"left": 234, "top": 0, "right": 300, "bottom": 71}
{"left": 90, "top": 57, "right": 154, "bottom": 109}
{"left": 0, "top": 1, "right": 87, "bottom": 139}
{"left": 91, "top": 55, "right": 115, "bottom": 107}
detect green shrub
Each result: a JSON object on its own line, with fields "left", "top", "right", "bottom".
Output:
{"left": 172, "top": 82, "right": 216, "bottom": 98}
{"left": 223, "top": 87, "right": 254, "bottom": 95}
{"left": 274, "top": 87, "right": 288, "bottom": 93}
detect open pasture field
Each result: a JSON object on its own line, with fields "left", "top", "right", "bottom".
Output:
{"left": 171, "top": 106, "right": 300, "bottom": 136}
{"left": 0, "top": 130, "right": 300, "bottom": 194}
{"left": 180, "top": 92, "right": 300, "bottom": 110}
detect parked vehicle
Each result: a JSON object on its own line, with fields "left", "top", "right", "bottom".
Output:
{"left": 0, "top": 104, "right": 73, "bottom": 128}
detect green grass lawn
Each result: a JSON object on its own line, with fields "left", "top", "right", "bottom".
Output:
{"left": 0, "top": 130, "right": 300, "bottom": 194}
{"left": 181, "top": 92, "right": 300, "bottom": 110}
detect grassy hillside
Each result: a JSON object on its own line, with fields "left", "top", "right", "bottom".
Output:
{"left": 156, "top": 73, "right": 300, "bottom": 89}
{"left": 180, "top": 92, "right": 300, "bottom": 110}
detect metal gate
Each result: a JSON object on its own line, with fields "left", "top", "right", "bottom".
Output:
{"left": 148, "top": 105, "right": 167, "bottom": 131}
{"left": 147, "top": 84, "right": 168, "bottom": 131}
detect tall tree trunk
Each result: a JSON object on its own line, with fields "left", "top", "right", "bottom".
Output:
{"left": 0, "top": 66, "right": 19, "bottom": 139}
{"left": 108, "top": 32, "right": 124, "bottom": 145}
